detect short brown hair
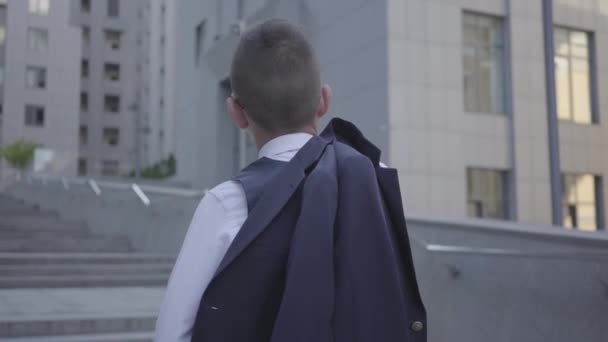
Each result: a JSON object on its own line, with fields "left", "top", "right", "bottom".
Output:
{"left": 230, "top": 19, "right": 321, "bottom": 133}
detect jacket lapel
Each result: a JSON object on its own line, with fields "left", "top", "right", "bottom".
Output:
{"left": 213, "top": 136, "right": 330, "bottom": 278}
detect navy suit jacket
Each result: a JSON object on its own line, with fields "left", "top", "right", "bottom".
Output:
{"left": 192, "top": 118, "right": 426, "bottom": 342}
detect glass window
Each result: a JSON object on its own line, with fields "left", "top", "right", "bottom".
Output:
{"left": 101, "top": 160, "right": 119, "bottom": 176}
{"left": 554, "top": 27, "right": 594, "bottom": 124}
{"left": 562, "top": 174, "right": 600, "bottom": 231}
{"left": 80, "top": 126, "right": 88, "bottom": 145}
{"left": 81, "top": 92, "right": 88, "bottom": 112}
{"left": 104, "top": 63, "right": 120, "bottom": 81}
{"left": 462, "top": 12, "right": 506, "bottom": 114}
{"left": 78, "top": 158, "right": 87, "bottom": 176}
{"left": 105, "top": 30, "right": 121, "bottom": 50}
{"left": 81, "top": 59, "right": 89, "bottom": 78}
{"left": 107, "top": 0, "right": 119, "bottom": 17}
{"left": 81, "top": 0, "right": 91, "bottom": 13}
{"left": 82, "top": 27, "right": 90, "bottom": 45}
{"left": 27, "top": 28, "right": 49, "bottom": 52}
{"left": 29, "top": 0, "right": 49, "bottom": 16}
{"left": 467, "top": 168, "right": 507, "bottom": 220}
{"left": 25, "top": 105, "right": 45, "bottom": 126}
{"left": 104, "top": 94, "right": 120, "bottom": 113}
{"left": 26, "top": 66, "right": 46, "bottom": 89}
{"left": 103, "top": 127, "right": 120, "bottom": 146}
{"left": 0, "top": 26, "right": 6, "bottom": 46}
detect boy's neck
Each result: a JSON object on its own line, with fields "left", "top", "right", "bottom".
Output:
{"left": 253, "top": 125, "right": 317, "bottom": 151}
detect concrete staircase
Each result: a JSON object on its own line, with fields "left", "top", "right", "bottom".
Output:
{"left": 0, "top": 196, "right": 132, "bottom": 253}
{"left": 0, "top": 253, "right": 174, "bottom": 288}
{"left": 0, "top": 194, "right": 174, "bottom": 341}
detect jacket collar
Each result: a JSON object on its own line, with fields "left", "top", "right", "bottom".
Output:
{"left": 321, "top": 118, "right": 382, "bottom": 166}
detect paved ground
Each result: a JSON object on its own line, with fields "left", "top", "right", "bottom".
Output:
{"left": 0, "top": 287, "right": 165, "bottom": 322}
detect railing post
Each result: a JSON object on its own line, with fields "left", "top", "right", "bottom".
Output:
{"left": 88, "top": 179, "right": 102, "bottom": 196}
{"left": 62, "top": 178, "right": 70, "bottom": 191}
{"left": 132, "top": 183, "right": 151, "bottom": 206}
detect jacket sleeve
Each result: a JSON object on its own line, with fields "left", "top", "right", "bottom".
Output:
{"left": 333, "top": 154, "right": 412, "bottom": 342}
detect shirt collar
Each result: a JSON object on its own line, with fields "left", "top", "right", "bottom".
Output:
{"left": 258, "top": 133, "right": 314, "bottom": 159}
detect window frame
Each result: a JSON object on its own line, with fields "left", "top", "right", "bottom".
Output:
{"left": 81, "top": 59, "right": 89, "bottom": 78}
{"left": 553, "top": 26, "right": 598, "bottom": 125}
{"left": 79, "top": 125, "right": 88, "bottom": 145}
{"left": 78, "top": 158, "right": 87, "bottom": 176}
{"left": 561, "top": 173, "right": 604, "bottom": 231}
{"left": 107, "top": 0, "right": 119, "bottom": 17}
{"left": 81, "top": 0, "right": 91, "bottom": 13}
{"left": 102, "top": 127, "right": 120, "bottom": 147}
{"left": 104, "top": 94, "right": 120, "bottom": 113}
{"left": 104, "top": 63, "right": 120, "bottom": 81}
{"left": 24, "top": 105, "right": 45, "bottom": 127}
{"left": 80, "top": 92, "right": 89, "bottom": 112}
{"left": 28, "top": 0, "right": 49, "bottom": 16}
{"left": 27, "top": 27, "right": 49, "bottom": 52}
{"left": 104, "top": 30, "right": 122, "bottom": 50}
{"left": 466, "top": 167, "right": 509, "bottom": 220}
{"left": 25, "top": 66, "right": 47, "bottom": 89}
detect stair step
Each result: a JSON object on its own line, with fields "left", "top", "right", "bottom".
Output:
{"left": 0, "top": 313, "right": 156, "bottom": 338}
{"left": 0, "top": 224, "right": 86, "bottom": 235}
{"left": 0, "top": 237, "right": 133, "bottom": 253}
{"left": 0, "top": 263, "right": 174, "bottom": 276}
{"left": 0, "top": 331, "right": 154, "bottom": 342}
{"left": 0, "top": 230, "right": 92, "bottom": 239}
{"left": 0, "top": 274, "right": 169, "bottom": 288}
{"left": 0, "top": 253, "right": 175, "bottom": 265}
{"left": 0, "top": 217, "right": 87, "bottom": 232}
{"left": 0, "top": 208, "right": 54, "bottom": 216}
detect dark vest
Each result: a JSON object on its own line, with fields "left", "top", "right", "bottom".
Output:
{"left": 191, "top": 157, "right": 293, "bottom": 342}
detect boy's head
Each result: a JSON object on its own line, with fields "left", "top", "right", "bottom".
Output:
{"left": 227, "top": 18, "right": 331, "bottom": 140}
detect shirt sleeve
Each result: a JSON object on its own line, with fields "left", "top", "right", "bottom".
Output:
{"left": 154, "top": 192, "right": 233, "bottom": 342}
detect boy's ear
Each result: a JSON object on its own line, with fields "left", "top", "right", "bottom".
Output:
{"left": 227, "top": 96, "right": 249, "bottom": 129}
{"left": 317, "top": 84, "right": 332, "bottom": 119}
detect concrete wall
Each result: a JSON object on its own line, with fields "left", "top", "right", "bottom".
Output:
{"left": 2, "top": 0, "right": 80, "bottom": 176}
{"left": 408, "top": 215, "right": 608, "bottom": 342}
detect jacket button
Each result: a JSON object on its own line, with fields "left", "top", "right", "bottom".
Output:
{"left": 411, "top": 321, "right": 424, "bottom": 332}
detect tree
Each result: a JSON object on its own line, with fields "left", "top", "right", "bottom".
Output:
{"left": 0, "top": 140, "right": 37, "bottom": 179}
{"left": 128, "top": 153, "right": 177, "bottom": 179}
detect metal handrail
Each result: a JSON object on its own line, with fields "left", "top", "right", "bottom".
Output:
{"left": 413, "top": 237, "right": 608, "bottom": 260}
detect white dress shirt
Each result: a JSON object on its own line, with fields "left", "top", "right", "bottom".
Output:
{"left": 154, "top": 133, "right": 314, "bottom": 342}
